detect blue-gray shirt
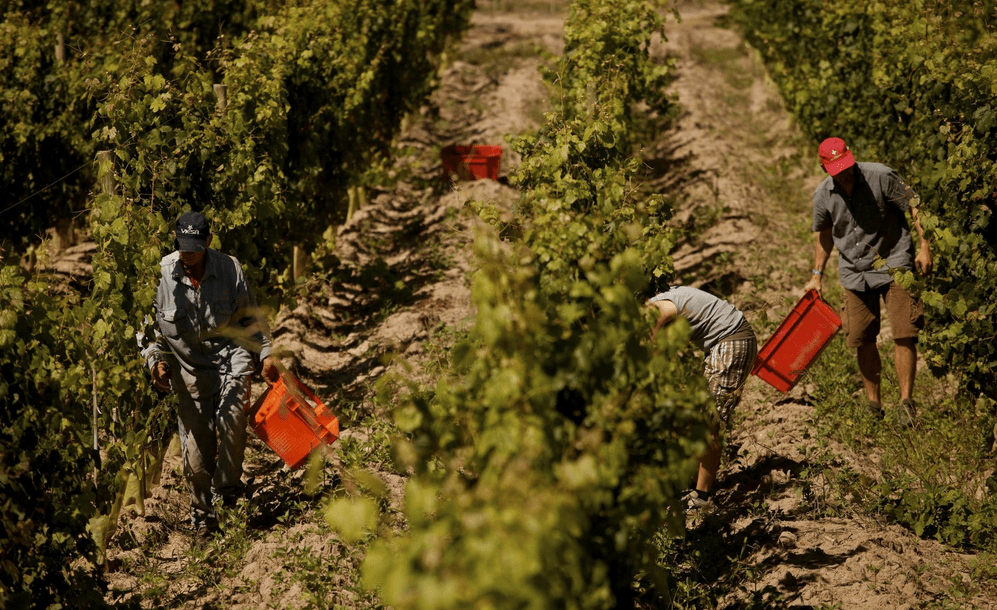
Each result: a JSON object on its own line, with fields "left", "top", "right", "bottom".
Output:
{"left": 649, "top": 286, "right": 747, "bottom": 351}
{"left": 142, "top": 249, "right": 271, "bottom": 399}
{"left": 813, "top": 162, "right": 916, "bottom": 292}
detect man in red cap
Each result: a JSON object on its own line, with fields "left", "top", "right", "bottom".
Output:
{"left": 803, "top": 137, "right": 932, "bottom": 426}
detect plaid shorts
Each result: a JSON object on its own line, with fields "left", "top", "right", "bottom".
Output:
{"left": 704, "top": 334, "right": 758, "bottom": 427}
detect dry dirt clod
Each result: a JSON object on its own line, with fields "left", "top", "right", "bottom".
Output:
{"left": 778, "top": 531, "right": 798, "bottom": 549}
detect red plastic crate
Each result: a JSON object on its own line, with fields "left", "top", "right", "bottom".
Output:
{"left": 751, "top": 290, "right": 842, "bottom": 393}
{"left": 251, "top": 375, "right": 339, "bottom": 469}
{"left": 440, "top": 144, "right": 502, "bottom": 180}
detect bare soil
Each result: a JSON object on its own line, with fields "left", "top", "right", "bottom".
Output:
{"left": 103, "top": 1, "right": 996, "bottom": 608}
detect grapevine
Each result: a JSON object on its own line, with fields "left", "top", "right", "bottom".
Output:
{"left": 352, "top": 2, "right": 708, "bottom": 607}
{"left": 0, "top": 1, "right": 472, "bottom": 603}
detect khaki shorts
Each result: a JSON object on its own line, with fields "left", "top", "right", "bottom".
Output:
{"left": 842, "top": 281, "right": 924, "bottom": 348}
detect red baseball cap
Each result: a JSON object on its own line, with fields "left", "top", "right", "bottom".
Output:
{"left": 818, "top": 137, "right": 855, "bottom": 176}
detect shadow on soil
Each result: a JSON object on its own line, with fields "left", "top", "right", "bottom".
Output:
{"left": 666, "top": 451, "right": 865, "bottom": 609}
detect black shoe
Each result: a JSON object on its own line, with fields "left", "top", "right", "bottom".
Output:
{"left": 194, "top": 520, "right": 219, "bottom": 542}
{"left": 897, "top": 398, "right": 916, "bottom": 428}
{"left": 865, "top": 400, "right": 884, "bottom": 419}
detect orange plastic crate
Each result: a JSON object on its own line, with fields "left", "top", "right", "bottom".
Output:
{"left": 440, "top": 144, "right": 502, "bottom": 180}
{"left": 751, "top": 290, "right": 842, "bottom": 393}
{"left": 251, "top": 375, "right": 339, "bottom": 469}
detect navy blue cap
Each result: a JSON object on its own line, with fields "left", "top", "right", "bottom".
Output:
{"left": 175, "top": 211, "right": 210, "bottom": 252}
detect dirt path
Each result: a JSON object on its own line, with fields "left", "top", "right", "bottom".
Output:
{"left": 104, "top": 2, "right": 996, "bottom": 608}
{"left": 657, "top": 3, "right": 994, "bottom": 608}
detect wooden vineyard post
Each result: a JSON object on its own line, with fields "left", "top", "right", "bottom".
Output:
{"left": 92, "top": 149, "right": 112, "bottom": 461}
{"left": 213, "top": 84, "right": 227, "bottom": 113}
{"left": 346, "top": 186, "right": 367, "bottom": 222}
{"left": 293, "top": 246, "right": 308, "bottom": 281}
{"left": 346, "top": 187, "right": 357, "bottom": 222}
{"left": 95, "top": 151, "right": 115, "bottom": 424}
{"left": 96, "top": 150, "right": 115, "bottom": 197}
{"left": 586, "top": 81, "right": 597, "bottom": 117}
{"left": 92, "top": 365, "right": 98, "bottom": 483}
{"left": 55, "top": 32, "right": 65, "bottom": 64}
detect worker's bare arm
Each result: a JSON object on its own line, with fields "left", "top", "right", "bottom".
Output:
{"left": 649, "top": 299, "right": 679, "bottom": 337}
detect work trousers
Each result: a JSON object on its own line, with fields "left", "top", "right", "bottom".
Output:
{"left": 174, "top": 372, "right": 251, "bottom": 527}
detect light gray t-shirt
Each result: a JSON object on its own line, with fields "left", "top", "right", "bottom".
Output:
{"left": 649, "top": 286, "right": 747, "bottom": 351}
{"left": 142, "top": 249, "right": 271, "bottom": 399}
{"left": 812, "top": 162, "right": 916, "bottom": 292}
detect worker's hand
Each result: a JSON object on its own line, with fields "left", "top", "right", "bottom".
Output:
{"left": 803, "top": 273, "right": 823, "bottom": 299}
{"left": 151, "top": 361, "right": 172, "bottom": 393}
{"left": 261, "top": 356, "right": 280, "bottom": 383}
{"left": 915, "top": 242, "right": 932, "bottom": 276}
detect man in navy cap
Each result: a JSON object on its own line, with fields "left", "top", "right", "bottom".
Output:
{"left": 143, "top": 211, "right": 279, "bottom": 539}
{"left": 804, "top": 137, "right": 932, "bottom": 426}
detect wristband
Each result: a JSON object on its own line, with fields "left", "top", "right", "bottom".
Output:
{"left": 812, "top": 270, "right": 823, "bottom": 276}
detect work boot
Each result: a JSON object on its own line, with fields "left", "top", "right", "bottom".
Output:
{"left": 865, "top": 400, "right": 884, "bottom": 420}
{"left": 194, "top": 520, "right": 219, "bottom": 542}
{"left": 683, "top": 489, "right": 715, "bottom": 514}
{"left": 897, "top": 398, "right": 916, "bottom": 428}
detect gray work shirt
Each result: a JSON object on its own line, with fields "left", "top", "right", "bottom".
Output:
{"left": 813, "top": 162, "right": 916, "bottom": 292}
{"left": 142, "top": 249, "right": 271, "bottom": 399}
{"left": 649, "top": 286, "right": 747, "bottom": 352}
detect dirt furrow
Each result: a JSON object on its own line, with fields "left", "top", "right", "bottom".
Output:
{"left": 659, "top": 2, "right": 993, "bottom": 608}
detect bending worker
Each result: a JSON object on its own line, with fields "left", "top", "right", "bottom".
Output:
{"left": 142, "top": 211, "right": 279, "bottom": 539}
{"left": 649, "top": 284, "right": 757, "bottom": 512}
